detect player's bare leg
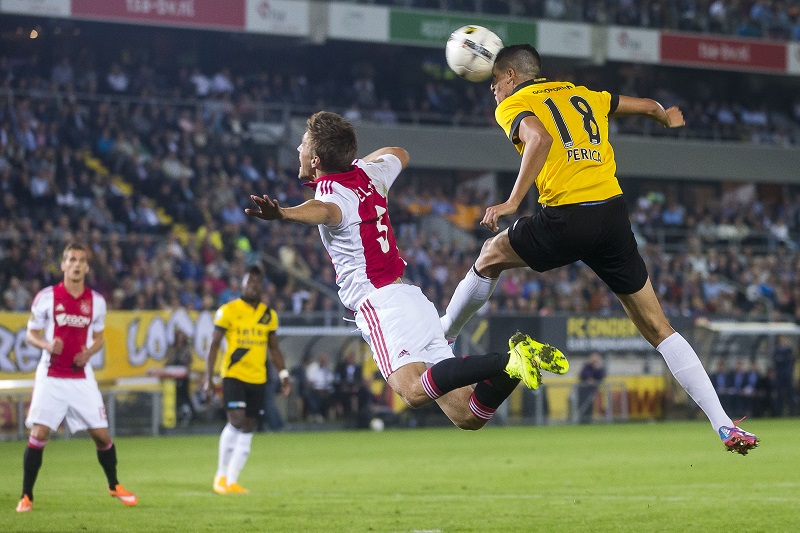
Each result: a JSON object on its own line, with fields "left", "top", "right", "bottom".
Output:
{"left": 388, "top": 336, "right": 563, "bottom": 430}
{"left": 617, "top": 279, "right": 758, "bottom": 454}
{"left": 388, "top": 363, "right": 486, "bottom": 430}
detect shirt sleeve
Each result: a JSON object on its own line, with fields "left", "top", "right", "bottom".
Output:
{"left": 608, "top": 92, "right": 619, "bottom": 114}
{"left": 495, "top": 95, "right": 535, "bottom": 152}
{"left": 315, "top": 181, "right": 356, "bottom": 230}
{"left": 92, "top": 292, "right": 107, "bottom": 333}
{"left": 27, "top": 289, "right": 50, "bottom": 331}
{"left": 354, "top": 154, "right": 403, "bottom": 195}
{"left": 214, "top": 304, "right": 230, "bottom": 330}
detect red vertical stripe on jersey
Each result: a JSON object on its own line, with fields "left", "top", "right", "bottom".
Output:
{"left": 361, "top": 300, "right": 391, "bottom": 378}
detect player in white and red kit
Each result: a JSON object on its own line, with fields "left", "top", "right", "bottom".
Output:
{"left": 246, "top": 111, "right": 566, "bottom": 430}
{"left": 16, "top": 243, "right": 137, "bottom": 513}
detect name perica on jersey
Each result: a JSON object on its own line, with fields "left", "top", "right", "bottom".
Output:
{"left": 213, "top": 299, "right": 278, "bottom": 384}
{"left": 495, "top": 79, "right": 624, "bottom": 207}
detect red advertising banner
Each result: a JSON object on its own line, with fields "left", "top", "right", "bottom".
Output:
{"left": 72, "top": 0, "right": 245, "bottom": 30}
{"left": 660, "top": 32, "right": 786, "bottom": 73}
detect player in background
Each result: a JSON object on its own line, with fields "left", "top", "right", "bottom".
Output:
{"left": 439, "top": 44, "right": 758, "bottom": 455}
{"left": 245, "top": 111, "right": 568, "bottom": 431}
{"left": 17, "top": 243, "right": 137, "bottom": 513}
{"left": 203, "top": 265, "right": 290, "bottom": 494}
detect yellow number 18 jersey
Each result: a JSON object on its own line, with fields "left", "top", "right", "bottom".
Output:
{"left": 495, "top": 79, "right": 623, "bottom": 206}
{"left": 213, "top": 299, "right": 278, "bottom": 384}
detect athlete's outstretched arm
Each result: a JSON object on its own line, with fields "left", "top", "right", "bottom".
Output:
{"left": 361, "top": 146, "right": 410, "bottom": 169}
{"left": 612, "top": 95, "right": 685, "bottom": 128}
{"left": 481, "top": 115, "right": 552, "bottom": 232}
{"left": 246, "top": 195, "right": 343, "bottom": 227}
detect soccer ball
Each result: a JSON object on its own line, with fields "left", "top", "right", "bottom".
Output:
{"left": 369, "top": 417, "right": 385, "bottom": 432}
{"left": 445, "top": 25, "right": 504, "bottom": 82}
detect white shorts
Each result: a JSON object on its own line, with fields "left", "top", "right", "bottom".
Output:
{"left": 356, "top": 283, "right": 454, "bottom": 380}
{"left": 26, "top": 367, "right": 108, "bottom": 433}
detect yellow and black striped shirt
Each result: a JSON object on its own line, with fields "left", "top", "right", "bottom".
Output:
{"left": 495, "top": 78, "right": 622, "bottom": 206}
{"left": 213, "top": 299, "right": 278, "bottom": 384}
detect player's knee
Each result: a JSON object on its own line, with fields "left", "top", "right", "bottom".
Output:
{"left": 400, "top": 391, "right": 430, "bottom": 410}
{"left": 30, "top": 425, "right": 50, "bottom": 441}
{"left": 476, "top": 237, "right": 504, "bottom": 278}
{"left": 227, "top": 411, "right": 247, "bottom": 430}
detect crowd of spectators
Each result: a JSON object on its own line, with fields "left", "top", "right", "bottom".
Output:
{"left": 2, "top": 46, "right": 800, "bottom": 323}
{"left": 3, "top": 19, "right": 800, "bottom": 142}
{"left": 371, "top": 0, "right": 800, "bottom": 40}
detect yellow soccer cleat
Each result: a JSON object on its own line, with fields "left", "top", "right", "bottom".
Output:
{"left": 509, "top": 332, "right": 569, "bottom": 375}
{"left": 109, "top": 484, "right": 138, "bottom": 506}
{"left": 213, "top": 475, "right": 228, "bottom": 494}
{"left": 16, "top": 494, "right": 32, "bottom": 512}
{"left": 505, "top": 337, "right": 542, "bottom": 390}
{"left": 226, "top": 482, "right": 250, "bottom": 494}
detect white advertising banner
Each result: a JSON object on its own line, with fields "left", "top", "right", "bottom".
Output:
{"left": 245, "top": 0, "right": 309, "bottom": 37}
{"left": 328, "top": 3, "right": 389, "bottom": 43}
{"left": 788, "top": 42, "right": 800, "bottom": 75}
{"left": 0, "top": 0, "right": 71, "bottom": 16}
{"left": 607, "top": 26, "right": 660, "bottom": 64}
{"left": 536, "top": 21, "right": 592, "bottom": 58}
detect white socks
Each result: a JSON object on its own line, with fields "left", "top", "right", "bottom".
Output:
{"left": 657, "top": 332, "right": 733, "bottom": 432}
{"left": 216, "top": 423, "right": 239, "bottom": 478}
{"left": 441, "top": 266, "right": 499, "bottom": 339}
{"left": 226, "top": 432, "right": 254, "bottom": 485}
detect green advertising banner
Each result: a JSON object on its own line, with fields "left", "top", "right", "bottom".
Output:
{"left": 389, "top": 9, "right": 536, "bottom": 48}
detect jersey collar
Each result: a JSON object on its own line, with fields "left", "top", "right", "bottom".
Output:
{"left": 511, "top": 77, "right": 549, "bottom": 95}
{"left": 303, "top": 165, "right": 361, "bottom": 190}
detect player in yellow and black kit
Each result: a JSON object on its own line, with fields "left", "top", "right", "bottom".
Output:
{"left": 203, "top": 265, "right": 290, "bottom": 494}
{"left": 440, "top": 44, "right": 758, "bottom": 455}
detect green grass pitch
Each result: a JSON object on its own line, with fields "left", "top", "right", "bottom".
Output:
{"left": 1, "top": 419, "right": 798, "bottom": 532}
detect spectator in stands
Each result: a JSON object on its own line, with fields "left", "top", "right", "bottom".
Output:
{"left": 333, "top": 351, "right": 364, "bottom": 424}
{"left": 164, "top": 328, "right": 195, "bottom": 426}
{"left": 772, "top": 334, "right": 797, "bottom": 416}
{"left": 106, "top": 63, "right": 129, "bottom": 93}
{"left": 303, "top": 352, "right": 335, "bottom": 423}
{"left": 710, "top": 358, "right": 734, "bottom": 413}
{"left": 576, "top": 352, "right": 606, "bottom": 423}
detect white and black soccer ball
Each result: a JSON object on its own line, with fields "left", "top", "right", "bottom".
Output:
{"left": 445, "top": 25, "right": 504, "bottom": 82}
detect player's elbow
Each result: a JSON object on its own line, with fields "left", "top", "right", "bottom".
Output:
{"left": 532, "top": 131, "right": 553, "bottom": 153}
{"left": 389, "top": 147, "right": 410, "bottom": 169}
{"left": 25, "top": 330, "right": 39, "bottom": 346}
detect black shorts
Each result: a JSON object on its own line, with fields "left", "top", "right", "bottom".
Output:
{"left": 222, "top": 377, "right": 266, "bottom": 419}
{"left": 507, "top": 195, "right": 648, "bottom": 295}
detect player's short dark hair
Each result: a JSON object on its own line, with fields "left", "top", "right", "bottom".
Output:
{"left": 494, "top": 44, "right": 542, "bottom": 80}
{"left": 247, "top": 264, "right": 264, "bottom": 278}
{"left": 62, "top": 242, "right": 90, "bottom": 260}
{"left": 306, "top": 111, "right": 357, "bottom": 174}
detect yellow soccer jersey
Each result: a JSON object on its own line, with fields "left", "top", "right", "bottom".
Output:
{"left": 495, "top": 79, "right": 623, "bottom": 206}
{"left": 213, "top": 299, "right": 278, "bottom": 384}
